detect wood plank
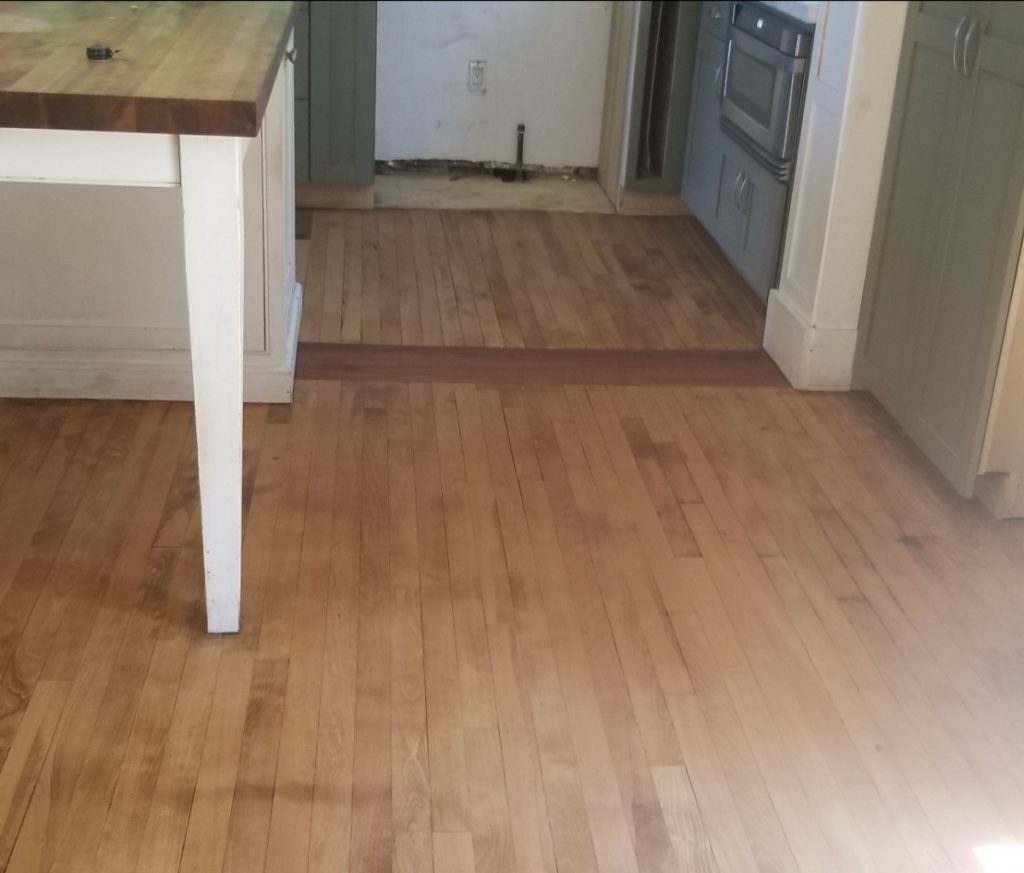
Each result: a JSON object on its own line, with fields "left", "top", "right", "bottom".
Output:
{"left": 0, "top": 681, "right": 67, "bottom": 869}
{"left": 349, "top": 385, "right": 393, "bottom": 873}
{"left": 308, "top": 387, "right": 361, "bottom": 873}
{"left": 388, "top": 384, "right": 434, "bottom": 873}
{"left": 177, "top": 651, "right": 255, "bottom": 873}
{"left": 221, "top": 658, "right": 290, "bottom": 873}
{"left": 263, "top": 381, "right": 338, "bottom": 873}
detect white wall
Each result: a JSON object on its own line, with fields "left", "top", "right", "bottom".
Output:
{"left": 764, "top": 1, "right": 907, "bottom": 389}
{"left": 375, "top": 1, "right": 613, "bottom": 168}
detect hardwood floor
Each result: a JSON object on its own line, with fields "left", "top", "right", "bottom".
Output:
{"left": 295, "top": 210, "right": 765, "bottom": 350}
{"left": 0, "top": 381, "right": 1023, "bottom": 873}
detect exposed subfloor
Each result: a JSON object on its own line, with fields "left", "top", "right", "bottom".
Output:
{"left": 372, "top": 171, "right": 616, "bottom": 213}
{"left": 0, "top": 379, "right": 1023, "bottom": 872}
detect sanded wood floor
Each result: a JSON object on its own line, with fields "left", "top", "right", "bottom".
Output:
{"left": 0, "top": 382, "right": 1023, "bottom": 873}
{"left": 296, "top": 210, "right": 765, "bottom": 350}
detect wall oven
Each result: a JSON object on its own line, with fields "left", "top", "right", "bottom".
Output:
{"left": 721, "top": 2, "right": 813, "bottom": 172}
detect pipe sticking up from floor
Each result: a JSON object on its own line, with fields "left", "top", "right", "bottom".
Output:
{"left": 516, "top": 124, "right": 526, "bottom": 182}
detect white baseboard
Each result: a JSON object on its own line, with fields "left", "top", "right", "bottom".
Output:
{"left": 975, "top": 472, "right": 1024, "bottom": 519}
{"left": 0, "top": 283, "right": 303, "bottom": 404}
{"left": 764, "top": 289, "right": 858, "bottom": 390}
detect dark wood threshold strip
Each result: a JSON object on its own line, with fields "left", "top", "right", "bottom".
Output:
{"left": 296, "top": 343, "right": 788, "bottom": 387}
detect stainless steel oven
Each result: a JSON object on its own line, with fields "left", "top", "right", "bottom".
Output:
{"left": 721, "top": 2, "right": 813, "bottom": 165}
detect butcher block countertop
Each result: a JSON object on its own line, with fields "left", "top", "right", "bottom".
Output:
{"left": 0, "top": 1, "right": 296, "bottom": 136}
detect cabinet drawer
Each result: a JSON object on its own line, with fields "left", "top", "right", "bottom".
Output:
{"left": 700, "top": 1, "right": 731, "bottom": 40}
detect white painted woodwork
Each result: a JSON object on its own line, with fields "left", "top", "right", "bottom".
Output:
{"left": 981, "top": 239, "right": 1024, "bottom": 475}
{"left": 179, "top": 134, "right": 246, "bottom": 633}
{"left": 0, "top": 56, "right": 300, "bottom": 403}
{"left": 597, "top": 0, "right": 639, "bottom": 209}
{"left": 977, "top": 238, "right": 1024, "bottom": 518}
{"left": 763, "top": 1, "right": 907, "bottom": 389}
{"left": 0, "top": 128, "right": 180, "bottom": 186}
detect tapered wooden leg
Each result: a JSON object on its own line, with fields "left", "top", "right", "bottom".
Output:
{"left": 180, "top": 134, "right": 248, "bottom": 633}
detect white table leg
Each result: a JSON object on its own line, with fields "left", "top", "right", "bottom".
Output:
{"left": 180, "top": 135, "right": 248, "bottom": 633}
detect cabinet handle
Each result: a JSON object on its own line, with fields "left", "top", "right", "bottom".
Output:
{"left": 733, "top": 172, "right": 745, "bottom": 210}
{"left": 714, "top": 64, "right": 724, "bottom": 99}
{"left": 740, "top": 176, "right": 751, "bottom": 214}
{"left": 709, "top": 5, "right": 722, "bottom": 20}
{"left": 952, "top": 17, "right": 967, "bottom": 73}
{"left": 286, "top": 47, "right": 299, "bottom": 64}
{"left": 722, "top": 39, "right": 733, "bottom": 100}
{"left": 961, "top": 18, "right": 978, "bottom": 77}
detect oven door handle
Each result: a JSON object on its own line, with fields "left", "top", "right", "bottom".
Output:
{"left": 721, "top": 39, "right": 733, "bottom": 100}
{"left": 727, "top": 26, "right": 806, "bottom": 75}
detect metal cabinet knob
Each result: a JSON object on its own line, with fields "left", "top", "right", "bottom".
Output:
{"left": 709, "top": 6, "right": 722, "bottom": 20}
{"left": 286, "top": 47, "right": 299, "bottom": 64}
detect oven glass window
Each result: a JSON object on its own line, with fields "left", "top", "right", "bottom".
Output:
{"left": 729, "top": 50, "right": 776, "bottom": 130}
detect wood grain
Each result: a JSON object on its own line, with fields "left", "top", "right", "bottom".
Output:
{"left": 298, "top": 210, "right": 765, "bottom": 350}
{"left": 0, "top": 379, "right": 1021, "bottom": 872}
{"left": 0, "top": 1, "right": 295, "bottom": 136}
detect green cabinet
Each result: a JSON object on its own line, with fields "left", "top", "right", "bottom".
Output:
{"left": 682, "top": 2, "right": 788, "bottom": 301}
{"left": 856, "top": 1, "right": 1024, "bottom": 495}
{"left": 294, "top": 0, "right": 377, "bottom": 185}
{"left": 712, "top": 135, "right": 788, "bottom": 295}
{"left": 682, "top": 27, "right": 727, "bottom": 227}
{"left": 294, "top": 1, "right": 310, "bottom": 181}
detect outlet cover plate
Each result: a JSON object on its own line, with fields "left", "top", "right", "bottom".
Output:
{"left": 468, "top": 60, "right": 486, "bottom": 92}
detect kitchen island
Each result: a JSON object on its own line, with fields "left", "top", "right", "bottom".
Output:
{"left": 0, "top": 1, "right": 298, "bottom": 632}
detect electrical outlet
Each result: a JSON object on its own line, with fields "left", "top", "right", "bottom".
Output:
{"left": 468, "top": 60, "right": 486, "bottom": 92}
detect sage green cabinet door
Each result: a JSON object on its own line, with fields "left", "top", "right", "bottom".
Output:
{"left": 294, "top": 2, "right": 310, "bottom": 182}
{"left": 295, "top": 1, "right": 310, "bottom": 100}
{"left": 856, "top": 1, "right": 1024, "bottom": 495}
{"left": 295, "top": 97, "right": 310, "bottom": 182}
{"left": 909, "top": 2, "right": 1024, "bottom": 492}
{"left": 682, "top": 28, "right": 727, "bottom": 227}
{"left": 309, "top": 0, "right": 377, "bottom": 185}
{"left": 712, "top": 137, "right": 787, "bottom": 301}
{"left": 857, "top": 2, "right": 976, "bottom": 407}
